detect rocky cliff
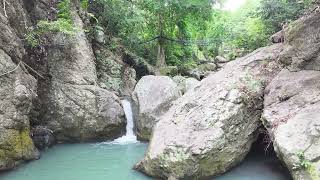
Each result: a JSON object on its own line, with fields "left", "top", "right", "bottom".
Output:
{"left": 0, "top": 0, "right": 40, "bottom": 171}
{"left": 0, "top": 0, "right": 140, "bottom": 170}
{"left": 34, "top": 6, "right": 126, "bottom": 142}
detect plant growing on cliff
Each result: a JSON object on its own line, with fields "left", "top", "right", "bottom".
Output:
{"left": 237, "top": 70, "right": 264, "bottom": 107}
{"left": 294, "top": 152, "right": 320, "bottom": 180}
{"left": 25, "top": 0, "right": 77, "bottom": 47}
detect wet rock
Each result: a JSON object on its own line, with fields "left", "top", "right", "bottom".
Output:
{"left": 159, "top": 66, "right": 179, "bottom": 76}
{"left": 31, "top": 126, "right": 55, "bottom": 150}
{"left": 94, "top": 45, "right": 137, "bottom": 96}
{"left": 122, "top": 66, "right": 137, "bottom": 97}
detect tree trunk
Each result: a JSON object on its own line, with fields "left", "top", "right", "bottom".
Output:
{"left": 156, "top": 9, "right": 166, "bottom": 68}
{"left": 157, "top": 39, "right": 166, "bottom": 67}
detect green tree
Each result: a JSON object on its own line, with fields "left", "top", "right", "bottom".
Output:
{"left": 257, "top": 0, "right": 313, "bottom": 32}
{"left": 91, "top": 0, "right": 215, "bottom": 67}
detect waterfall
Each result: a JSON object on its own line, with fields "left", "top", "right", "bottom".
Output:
{"left": 111, "top": 99, "right": 137, "bottom": 144}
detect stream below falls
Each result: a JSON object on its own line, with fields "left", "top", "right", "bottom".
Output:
{"left": 0, "top": 100, "right": 292, "bottom": 180}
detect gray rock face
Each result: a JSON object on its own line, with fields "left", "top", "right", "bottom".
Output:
{"left": 184, "top": 78, "right": 200, "bottom": 93}
{"left": 94, "top": 44, "right": 137, "bottom": 97}
{"left": 0, "top": 0, "right": 28, "bottom": 63}
{"left": 135, "top": 44, "right": 284, "bottom": 179}
{"left": 132, "top": 76, "right": 182, "bottom": 141}
{"left": 281, "top": 12, "right": 320, "bottom": 71}
{"left": 94, "top": 26, "right": 106, "bottom": 44}
{"left": 0, "top": 49, "right": 39, "bottom": 171}
{"left": 172, "top": 76, "right": 200, "bottom": 95}
{"left": 122, "top": 66, "right": 137, "bottom": 96}
{"left": 0, "top": 1, "right": 40, "bottom": 171}
{"left": 39, "top": 10, "right": 125, "bottom": 142}
{"left": 263, "top": 70, "right": 320, "bottom": 180}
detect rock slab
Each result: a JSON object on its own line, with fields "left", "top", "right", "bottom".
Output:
{"left": 132, "top": 75, "right": 181, "bottom": 141}
{"left": 263, "top": 70, "right": 320, "bottom": 180}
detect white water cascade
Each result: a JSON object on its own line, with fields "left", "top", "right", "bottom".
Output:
{"left": 111, "top": 99, "right": 138, "bottom": 144}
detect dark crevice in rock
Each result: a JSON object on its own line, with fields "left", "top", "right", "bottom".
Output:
{"left": 250, "top": 127, "right": 293, "bottom": 179}
{"left": 122, "top": 52, "right": 155, "bottom": 80}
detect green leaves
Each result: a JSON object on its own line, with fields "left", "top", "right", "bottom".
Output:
{"left": 25, "top": 0, "right": 77, "bottom": 48}
{"left": 57, "top": 0, "right": 72, "bottom": 20}
{"left": 92, "top": 0, "right": 216, "bottom": 65}
{"left": 89, "top": 0, "right": 311, "bottom": 66}
{"left": 257, "top": 0, "right": 312, "bottom": 31}
{"left": 295, "top": 152, "right": 320, "bottom": 180}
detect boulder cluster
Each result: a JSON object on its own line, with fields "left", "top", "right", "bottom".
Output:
{"left": 132, "top": 11, "right": 320, "bottom": 180}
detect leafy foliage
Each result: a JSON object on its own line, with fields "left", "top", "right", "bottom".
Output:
{"left": 87, "top": 0, "right": 312, "bottom": 68}
{"left": 257, "top": 0, "right": 313, "bottom": 32}
{"left": 25, "top": 0, "right": 77, "bottom": 47}
{"left": 294, "top": 152, "right": 320, "bottom": 180}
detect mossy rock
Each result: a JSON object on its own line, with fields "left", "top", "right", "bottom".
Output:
{"left": 0, "top": 128, "right": 38, "bottom": 170}
{"left": 159, "top": 66, "right": 179, "bottom": 76}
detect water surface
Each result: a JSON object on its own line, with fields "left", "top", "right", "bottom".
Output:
{"left": 0, "top": 142, "right": 291, "bottom": 180}
{"left": 0, "top": 99, "right": 291, "bottom": 180}
{"left": 1, "top": 143, "right": 150, "bottom": 180}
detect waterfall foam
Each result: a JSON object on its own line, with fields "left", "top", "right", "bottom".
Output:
{"left": 110, "top": 99, "right": 138, "bottom": 144}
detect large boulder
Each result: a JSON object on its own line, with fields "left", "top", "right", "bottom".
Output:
{"left": 262, "top": 70, "right": 320, "bottom": 180}
{"left": 135, "top": 44, "right": 284, "bottom": 179}
{"left": 0, "top": 49, "right": 39, "bottom": 171}
{"left": 38, "top": 8, "right": 126, "bottom": 142}
{"left": 132, "top": 76, "right": 182, "bottom": 141}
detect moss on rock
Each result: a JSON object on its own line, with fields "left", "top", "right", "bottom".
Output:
{"left": 0, "top": 128, "right": 38, "bottom": 170}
